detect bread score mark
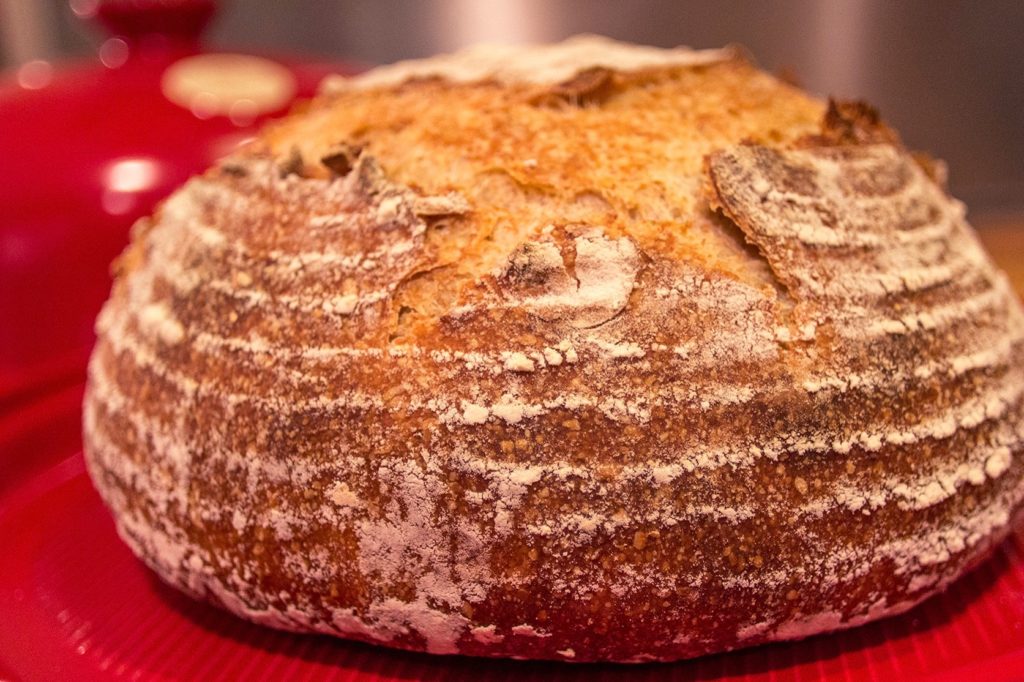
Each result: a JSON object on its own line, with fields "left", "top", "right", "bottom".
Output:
{"left": 494, "top": 226, "right": 642, "bottom": 329}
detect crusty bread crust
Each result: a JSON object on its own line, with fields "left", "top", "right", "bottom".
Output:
{"left": 83, "top": 37, "right": 1024, "bottom": 661}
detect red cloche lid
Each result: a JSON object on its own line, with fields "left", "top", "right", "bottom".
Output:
{"left": 0, "top": 0, "right": 350, "bottom": 403}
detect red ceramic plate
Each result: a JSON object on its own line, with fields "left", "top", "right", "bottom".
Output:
{"left": 2, "top": 384, "right": 1024, "bottom": 681}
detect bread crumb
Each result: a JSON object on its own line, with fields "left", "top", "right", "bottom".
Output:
{"left": 471, "top": 625, "right": 505, "bottom": 644}
{"left": 556, "top": 340, "right": 579, "bottom": 363}
{"left": 376, "top": 195, "right": 403, "bottom": 221}
{"left": 510, "top": 624, "right": 551, "bottom": 638}
{"left": 138, "top": 302, "right": 185, "bottom": 344}
{"left": 862, "top": 434, "right": 884, "bottom": 451}
{"left": 985, "top": 447, "right": 1012, "bottom": 479}
{"left": 596, "top": 339, "right": 646, "bottom": 359}
{"left": 503, "top": 352, "right": 536, "bottom": 372}
{"left": 328, "top": 482, "right": 362, "bottom": 507}
{"left": 325, "top": 294, "right": 358, "bottom": 315}
{"left": 492, "top": 402, "right": 526, "bottom": 424}
{"left": 461, "top": 402, "right": 490, "bottom": 424}
{"left": 542, "top": 347, "right": 563, "bottom": 366}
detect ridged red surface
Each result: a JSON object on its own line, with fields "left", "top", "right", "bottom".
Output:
{"left": 1, "top": 383, "right": 1024, "bottom": 681}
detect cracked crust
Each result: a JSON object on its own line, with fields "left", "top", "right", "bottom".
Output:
{"left": 83, "top": 36, "right": 1024, "bottom": 662}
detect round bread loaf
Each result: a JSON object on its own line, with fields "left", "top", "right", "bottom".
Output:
{"left": 83, "top": 36, "right": 1024, "bottom": 662}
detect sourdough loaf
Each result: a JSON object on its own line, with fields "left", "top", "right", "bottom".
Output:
{"left": 83, "top": 36, "right": 1024, "bottom": 662}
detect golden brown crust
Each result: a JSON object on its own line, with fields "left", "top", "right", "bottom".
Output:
{"left": 83, "top": 37, "right": 1024, "bottom": 662}
{"left": 813, "top": 98, "right": 901, "bottom": 146}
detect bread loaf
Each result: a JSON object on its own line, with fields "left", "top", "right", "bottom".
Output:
{"left": 83, "top": 36, "right": 1024, "bottom": 662}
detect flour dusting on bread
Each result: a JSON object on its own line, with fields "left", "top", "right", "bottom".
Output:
{"left": 322, "top": 34, "right": 732, "bottom": 93}
{"left": 83, "top": 37, "right": 1024, "bottom": 662}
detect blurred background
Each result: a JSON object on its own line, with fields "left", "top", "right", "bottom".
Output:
{"left": 4, "top": 0, "right": 1024, "bottom": 216}
{"left": 1, "top": 0, "right": 1022, "bottom": 399}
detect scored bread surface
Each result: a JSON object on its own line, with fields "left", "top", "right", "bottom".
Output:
{"left": 83, "top": 36, "right": 1024, "bottom": 662}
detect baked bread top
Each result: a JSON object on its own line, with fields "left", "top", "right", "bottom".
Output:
{"left": 84, "top": 36, "right": 1024, "bottom": 661}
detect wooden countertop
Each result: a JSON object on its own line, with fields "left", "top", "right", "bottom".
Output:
{"left": 977, "top": 222, "right": 1024, "bottom": 296}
